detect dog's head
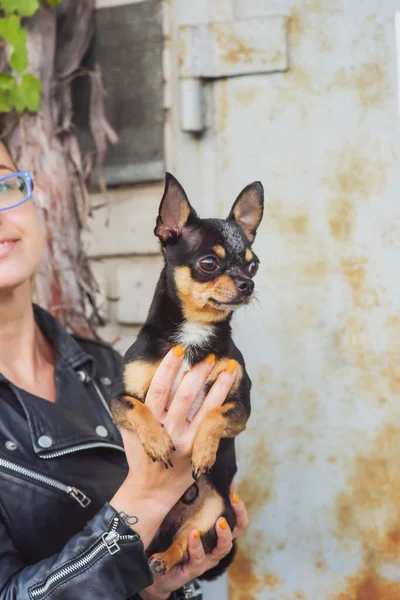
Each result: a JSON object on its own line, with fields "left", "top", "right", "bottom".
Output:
{"left": 154, "top": 173, "right": 264, "bottom": 323}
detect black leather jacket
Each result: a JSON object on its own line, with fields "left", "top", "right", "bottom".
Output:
{"left": 0, "top": 306, "right": 201, "bottom": 600}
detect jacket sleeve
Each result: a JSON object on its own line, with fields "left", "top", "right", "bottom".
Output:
{"left": 0, "top": 503, "right": 153, "bottom": 600}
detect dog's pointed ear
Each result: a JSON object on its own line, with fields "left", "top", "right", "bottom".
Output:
{"left": 154, "top": 173, "right": 197, "bottom": 243}
{"left": 227, "top": 181, "right": 264, "bottom": 243}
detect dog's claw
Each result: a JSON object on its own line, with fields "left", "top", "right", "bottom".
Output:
{"left": 168, "top": 459, "right": 174, "bottom": 468}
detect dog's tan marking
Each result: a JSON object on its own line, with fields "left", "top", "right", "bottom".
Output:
{"left": 213, "top": 244, "right": 226, "bottom": 259}
{"left": 245, "top": 248, "right": 253, "bottom": 262}
{"left": 149, "top": 486, "right": 224, "bottom": 574}
{"left": 207, "top": 358, "right": 243, "bottom": 394}
{"left": 191, "top": 401, "right": 247, "bottom": 477}
{"left": 112, "top": 396, "right": 174, "bottom": 466}
{"left": 174, "top": 266, "right": 238, "bottom": 324}
{"left": 123, "top": 360, "right": 160, "bottom": 398}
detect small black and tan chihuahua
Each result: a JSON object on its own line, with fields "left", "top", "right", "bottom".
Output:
{"left": 111, "top": 173, "right": 264, "bottom": 580}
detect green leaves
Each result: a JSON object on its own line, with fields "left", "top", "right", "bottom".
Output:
{"left": 0, "top": 0, "right": 61, "bottom": 113}
{"left": 12, "top": 73, "right": 42, "bottom": 111}
{"left": 0, "top": 14, "right": 27, "bottom": 72}
{"left": 1, "top": 0, "right": 39, "bottom": 17}
{"left": 0, "top": 72, "right": 42, "bottom": 112}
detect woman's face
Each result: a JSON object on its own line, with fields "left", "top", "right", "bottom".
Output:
{"left": 0, "top": 144, "right": 44, "bottom": 293}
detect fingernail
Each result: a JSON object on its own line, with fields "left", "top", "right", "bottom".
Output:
{"left": 231, "top": 492, "right": 240, "bottom": 504}
{"left": 219, "top": 517, "right": 228, "bottom": 529}
{"left": 174, "top": 344, "right": 185, "bottom": 357}
{"left": 226, "top": 359, "right": 237, "bottom": 374}
{"left": 193, "top": 529, "right": 201, "bottom": 539}
{"left": 206, "top": 353, "right": 216, "bottom": 364}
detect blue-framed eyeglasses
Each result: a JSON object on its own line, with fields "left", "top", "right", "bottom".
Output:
{"left": 0, "top": 171, "right": 34, "bottom": 212}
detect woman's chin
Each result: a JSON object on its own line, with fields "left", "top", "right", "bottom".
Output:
{"left": 0, "top": 268, "right": 34, "bottom": 296}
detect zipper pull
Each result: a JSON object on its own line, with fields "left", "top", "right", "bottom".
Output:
{"left": 67, "top": 486, "right": 91, "bottom": 507}
{"left": 102, "top": 531, "right": 121, "bottom": 555}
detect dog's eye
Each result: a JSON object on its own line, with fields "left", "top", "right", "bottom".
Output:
{"left": 199, "top": 256, "right": 219, "bottom": 273}
{"left": 248, "top": 261, "right": 259, "bottom": 277}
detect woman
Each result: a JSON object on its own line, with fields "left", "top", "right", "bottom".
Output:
{"left": 0, "top": 142, "right": 248, "bottom": 600}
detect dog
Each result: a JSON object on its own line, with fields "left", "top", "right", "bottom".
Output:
{"left": 111, "top": 173, "right": 264, "bottom": 580}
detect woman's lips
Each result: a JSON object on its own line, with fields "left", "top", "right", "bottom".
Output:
{"left": 0, "top": 239, "right": 19, "bottom": 259}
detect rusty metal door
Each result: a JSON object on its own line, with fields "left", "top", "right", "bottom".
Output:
{"left": 166, "top": 0, "right": 400, "bottom": 598}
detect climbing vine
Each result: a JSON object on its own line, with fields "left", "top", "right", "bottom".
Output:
{"left": 0, "top": 0, "right": 61, "bottom": 112}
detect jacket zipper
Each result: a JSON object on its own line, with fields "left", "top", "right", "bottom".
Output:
{"left": 41, "top": 441, "right": 124, "bottom": 459}
{"left": 30, "top": 517, "right": 138, "bottom": 598}
{"left": 0, "top": 458, "right": 91, "bottom": 507}
{"left": 90, "top": 377, "right": 113, "bottom": 420}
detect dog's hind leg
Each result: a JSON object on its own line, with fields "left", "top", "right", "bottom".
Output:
{"left": 148, "top": 487, "right": 225, "bottom": 575}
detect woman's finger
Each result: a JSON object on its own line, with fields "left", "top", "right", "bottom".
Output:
{"left": 207, "top": 517, "right": 233, "bottom": 561}
{"left": 165, "top": 354, "right": 216, "bottom": 426}
{"left": 186, "top": 529, "right": 207, "bottom": 574}
{"left": 190, "top": 365, "right": 237, "bottom": 430}
{"left": 230, "top": 492, "right": 249, "bottom": 539}
{"left": 145, "top": 345, "right": 185, "bottom": 419}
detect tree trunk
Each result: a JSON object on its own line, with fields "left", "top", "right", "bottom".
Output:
{"left": 1, "top": 0, "right": 112, "bottom": 337}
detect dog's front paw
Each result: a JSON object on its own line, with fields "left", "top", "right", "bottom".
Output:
{"left": 139, "top": 423, "right": 175, "bottom": 469}
{"left": 191, "top": 444, "right": 217, "bottom": 479}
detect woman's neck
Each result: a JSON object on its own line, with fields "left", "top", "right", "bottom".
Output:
{"left": 0, "top": 282, "right": 53, "bottom": 386}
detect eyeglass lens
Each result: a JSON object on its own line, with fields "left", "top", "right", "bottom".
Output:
{"left": 0, "top": 175, "right": 29, "bottom": 210}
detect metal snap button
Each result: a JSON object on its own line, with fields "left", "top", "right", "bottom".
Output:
{"left": 5, "top": 440, "right": 17, "bottom": 451}
{"left": 100, "top": 377, "right": 112, "bottom": 386}
{"left": 38, "top": 435, "right": 53, "bottom": 448}
{"left": 77, "top": 370, "right": 87, "bottom": 383}
{"left": 95, "top": 425, "right": 108, "bottom": 438}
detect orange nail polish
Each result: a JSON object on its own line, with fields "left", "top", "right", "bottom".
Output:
{"left": 174, "top": 345, "right": 185, "bottom": 357}
{"left": 231, "top": 492, "right": 240, "bottom": 504}
{"left": 206, "top": 353, "right": 216, "bottom": 364}
{"left": 226, "top": 359, "right": 237, "bottom": 374}
{"left": 193, "top": 529, "right": 201, "bottom": 539}
{"left": 219, "top": 517, "right": 228, "bottom": 529}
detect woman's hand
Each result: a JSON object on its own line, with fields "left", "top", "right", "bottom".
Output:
{"left": 138, "top": 482, "right": 249, "bottom": 600}
{"left": 110, "top": 346, "right": 238, "bottom": 549}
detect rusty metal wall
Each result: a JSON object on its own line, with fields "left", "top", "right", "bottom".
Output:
{"left": 166, "top": 0, "right": 400, "bottom": 598}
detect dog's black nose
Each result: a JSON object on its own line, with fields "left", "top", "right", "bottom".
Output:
{"left": 235, "top": 278, "right": 254, "bottom": 295}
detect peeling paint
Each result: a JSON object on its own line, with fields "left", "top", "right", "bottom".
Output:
{"left": 237, "top": 437, "right": 274, "bottom": 520}
{"left": 325, "top": 143, "right": 388, "bottom": 198}
{"left": 229, "top": 546, "right": 282, "bottom": 600}
{"left": 329, "top": 62, "right": 391, "bottom": 109}
{"left": 335, "top": 425, "right": 400, "bottom": 563}
{"left": 264, "top": 200, "right": 309, "bottom": 235}
{"left": 234, "top": 87, "right": 260, "bottom": 107}
{"left": 212, "top": 25, "right": 261, "bottom": 65}
{"left": 329, "top": 198, "right": 355, "bottom": 242}
{"left": 218, "top": 80, "right": 229, "bottom": 134}
{"left": 333, "top": 571, "right": 400, "bottom": 600}
{"left": 286, "top": 8, "right": 304, "bottom": 42}
{"left": 340, "top": 257, "right": 379, "bottom": 310}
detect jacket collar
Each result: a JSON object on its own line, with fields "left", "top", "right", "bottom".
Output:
{"left": 0, "top": 305, "right": 123, "bottom": 457}
{"left": 33, "top": 304, "right": 95, "bottom": 373}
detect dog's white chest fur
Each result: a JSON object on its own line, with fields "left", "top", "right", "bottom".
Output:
{"left": 176, "top": 322, "right": 215, "bottom": 349}
{"left": 169, "top": 322, "right": 216, "bottom": 420}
